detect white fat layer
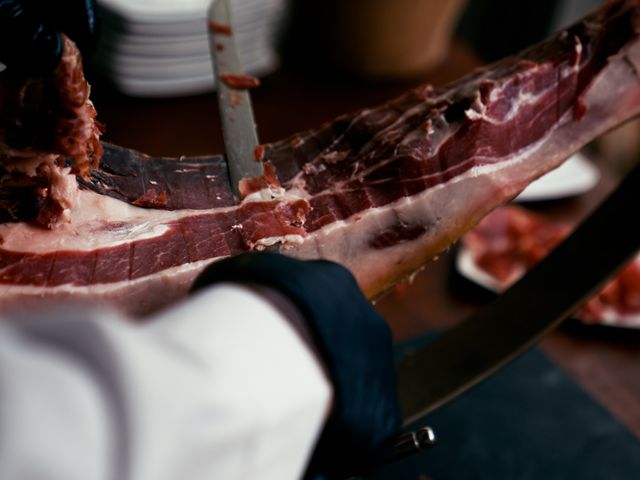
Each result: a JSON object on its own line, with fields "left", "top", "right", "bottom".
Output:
{"left": 241, "top": 185, "right": 308, "bottom": 203}
{"left": 0, "top": 178, "right": 314, "bottom": 253}
{"left": 0, "top": 190, "right": 178, "bottom": 252}
{"left": 255, "top": 234, "right": 305, "bottom": 249}
{"left": 0, "top": 257, "right": 219, "bottom": 317}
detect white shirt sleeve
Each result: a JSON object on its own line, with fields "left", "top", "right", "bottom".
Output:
{"left": 0, "top": 284, "right": 332, "bottom": 480}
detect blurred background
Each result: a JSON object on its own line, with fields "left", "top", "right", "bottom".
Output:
{"left": 94, "top": 0, "right": 604, "bottom": 92}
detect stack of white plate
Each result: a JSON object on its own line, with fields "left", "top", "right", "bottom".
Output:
{"left": 94, "top": 0, "right": 287, "bottom": 97}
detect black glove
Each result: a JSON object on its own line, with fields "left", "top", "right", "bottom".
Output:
{"left": 192, "top": 252, "right": 402, "bottom": 479}
{"left": 0, "top": 0, "right": 97, "bottom": 75}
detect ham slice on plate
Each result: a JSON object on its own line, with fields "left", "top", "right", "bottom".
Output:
{"left": 459, "top": 205, "right": 640, "bottom": 328}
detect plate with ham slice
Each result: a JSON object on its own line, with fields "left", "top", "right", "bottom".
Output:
{"left": 457, "top": 205, "right": 640, "bottom": 328}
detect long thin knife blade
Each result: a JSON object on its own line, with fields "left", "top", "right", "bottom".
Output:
{"left": 208, "top": 0, "right": 262, "bottom": 198}
{"left": 398, "top": 160, "right": 640, "bottom": 426}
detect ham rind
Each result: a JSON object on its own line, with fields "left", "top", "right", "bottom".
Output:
{"left": 1, "top": 0, "right": 640, "bottom": 314}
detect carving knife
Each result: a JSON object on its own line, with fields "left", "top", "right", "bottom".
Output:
{"left": 208, "top": 0, "right": 262, "bottom": 198}
{"left": 385, "top": 159, "right": 640, "bottom": 463}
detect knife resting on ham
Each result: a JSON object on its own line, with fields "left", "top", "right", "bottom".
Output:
{"left": 1, "top": 0, "right": 640, "bottom": 315}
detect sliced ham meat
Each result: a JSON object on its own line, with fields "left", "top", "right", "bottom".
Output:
{"left": 0, "top": 35, "right": 102, "bottom": 228}
{"left": 1, "top": 0, "right": 640, "bottom": 314}
{"left": 463, "top": 205, "right": 640, "bottom": 327}
{"left": 463, "top": 206, "right": 572, "bottom": 286}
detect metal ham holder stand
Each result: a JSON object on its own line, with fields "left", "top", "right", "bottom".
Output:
{"left": 208, "top": 0, "right": 640, "bottom": 474}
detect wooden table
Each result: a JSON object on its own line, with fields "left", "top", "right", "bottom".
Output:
{"left": 90, "top": 42, "right": 640, "bottom": 439}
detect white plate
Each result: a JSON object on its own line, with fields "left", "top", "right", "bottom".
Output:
{"left": 456, "top": 245, "right": 640, "bottom": 329}
{"left": 456, "top": 246, "right": 506, "bottom": 293}
{"left": 98, "top": 4, "right": 281, "bottom": 39}
{"left": 104, "top": 56, "right": 276, "bottom": 97}
{"left": 97, "top": 0, "right": 285, "bottom": 35}
{"left": 97, "top": 26, "right": 274, "bottom": 59}
{"left": 515, "top": 152, "right": 600, "bottom": 202}
{"left": 96, "top": 46, "right": 275, "bottom": 78}
{"left": 94, "top": 0, "right": 284, "bottom": 95}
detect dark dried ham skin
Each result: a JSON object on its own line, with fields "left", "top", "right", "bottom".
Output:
{"left": 79, "top": 144, "right": 235, "bottom": 210}
{"left": 1, "top": 1, "right": 640, "bottom": 313}
{"left": 132, "top": 189, "right": 168, "bottom": 208}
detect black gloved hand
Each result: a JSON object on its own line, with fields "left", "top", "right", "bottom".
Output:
{"left": 192, "top": 252, "right": 402, "bottom": 479}
{"left": 0, "top": 0, "right": 97, "bottom": 75}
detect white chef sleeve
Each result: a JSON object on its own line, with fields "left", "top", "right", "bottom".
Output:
{"left": 0, "top": 283, "right": 332, "bottom": 480}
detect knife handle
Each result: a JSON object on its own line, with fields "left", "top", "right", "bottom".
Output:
{"left": 381, "top": 426, "right": 437, "bottom": 465}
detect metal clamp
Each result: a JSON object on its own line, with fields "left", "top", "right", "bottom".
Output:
{"left": 382, "top": 426, "right": 437, "bottom": 465}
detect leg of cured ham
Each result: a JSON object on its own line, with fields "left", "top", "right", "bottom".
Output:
{"left": 1, "top": 0, "right": 640, "bottom": 314}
